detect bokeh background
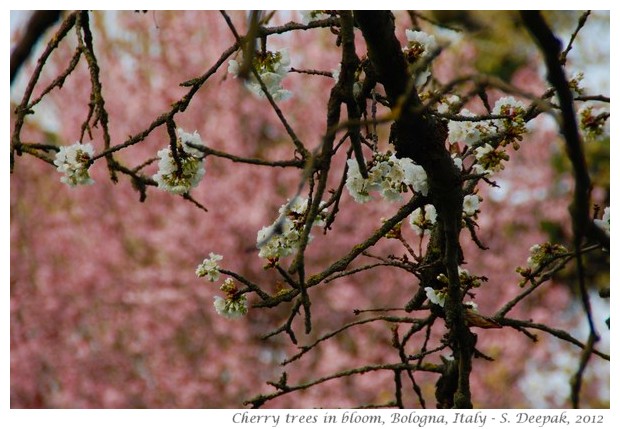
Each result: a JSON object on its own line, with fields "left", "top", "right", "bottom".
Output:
{"left": 10, "top": 10, "right": 610, "bottom": 408}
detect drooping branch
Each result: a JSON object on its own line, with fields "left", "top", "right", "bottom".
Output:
{"left": 521, "top": 11, "right": 607, "bottom": 250}
{"left": 521, "top": 11, "right": 602, "bottom": 409}
{"left": 10, "top": 11, "right": 62, "bottom": 84}
{"left": 11, "top": 12, "right": 78, "bottom": 168}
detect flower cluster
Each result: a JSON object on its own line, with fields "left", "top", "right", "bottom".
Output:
{"left": 409, "top": 204, "right": 437, "bottom": 234}
{"left": 195, "top": 252, "right": 223, "bottom": 282}
{"left": 404, "top": 30, "right": 437, "bottom": 62}
{"left": 447, "top": 109, "right": 492, "bottom": 146}
{"left": 594, "top": 206, "right": 610, "bottom": 236}
{"left": 228, "top": 49, "right": 291, "bottom": 101}
{"left": 525, "top": 242, "right": 568, "bottom": 271}
{"left": 346, "top": 152, "right": 428, "bottom": 204}
{"left": 437, "top": 266, "right": 483, "bottom": 290}
{"left": 492, "top": 96, "right": 527, "bottom": 149}
{"left": 53, "top": 142, "right": 95, "bottom": 187}
{"left": 213, "top": 278, "right": 248, "bottom": 319}
{"left": 153, "top": 128, "right": 205, "bottom": 195}
{"left": 472, "top": 143, "right": 509, "bottom": 176}
{"left": 403, "top": 30, "right": 437, "bottom": 85}
{"left": 447, "top": 97, "right": 528, "bottom": 176}
{"left": 426, "top": 267, "right": 484, "bottom": 311}
{"left": 256, "top": 197, "right": 327, "bottom": 262}
{"left": 568, "top": 72, "right": 585, "bottom": 96}
{"left": 578, "top": 102, "right": 609, "bottom": 140}
{"left": 436, "top": 94, "right": 461, "bottom": 114}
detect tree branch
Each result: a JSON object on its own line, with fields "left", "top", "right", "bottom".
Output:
{"left": 10, "top": 11, "right": 61, "bottom": 84}
{"left": 355, "top": 10, "right": 473, "bottom": 409}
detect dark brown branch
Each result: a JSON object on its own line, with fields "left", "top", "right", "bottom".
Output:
{"left": 392, "top": 327, "right": 427, "bottom": 408}
{"left": 289, "top": 67, "right": 334, "bottom": 77}
{"left": 92, "top": 43, "right": 239, "bottom": 161}
{"left": 571, "top": 332, "right": 596, "bottom": 408}
{"left": 283, "top": 315, "right": 424, "bottom": 365}
{"left": 499, "top": 317, "right": 609, "bottom": 361}
{"left": 522, "top": 12, "right": 603, "bottom": 408}
{"left": 259, "top": 17, "right": 340, "bottom": 36}
{"left": 559, "top": 11, "right": 591, "bottom": 65}
{"left": 521, "top": 11, "right": 607, "bottom": 251}
{"left": 574, "top": 94, "right": 610, "bottom": 103}
{"left": 244, "top": 361, "right": 441, "bottom": 408}
{"left": 10, "top": 11, "right": 61, "bottom": 84}
{"left": 11, "top": 12, "right": 78, "bottom": 166}
{"left": 188, "top": 143, "right": 303, "bottom": 168}
{"left": 339, "top": 11, "right": 367, "bottom": 178}
{"left": 255, "top": 195, "right": 425, "bottom": 308}
{"left": 355, "top": 10, "right": 473, "bottom": 409}
{"left": 76, "top": 11, "right": 117, "bottom": 182}
{"left": 181, "top": 193, "right": 209, "bottom": 213}
{"left": 219, "top": 269, "right": 271, "bottom": 301}
{"left": 219, "top": 11, "right": 309, "bottom": 159}
{"left": 27, "top": 48, "right": 82, "bottom": 109}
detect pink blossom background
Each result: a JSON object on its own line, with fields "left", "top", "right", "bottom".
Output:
{"left": 10, "top": 11, "right": 609, "bottom": 408}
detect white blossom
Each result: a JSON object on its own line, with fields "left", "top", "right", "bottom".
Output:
{"left": 464, "top": 300, "right": 478, "bottom": 311}
{"left": 404, "top": 30, "right": 437, "bottom": 60}
{"left": 492, "top": 96, "right": 528, "bottom": 142}
{"left": 403, "top": 161, "right": 429, "bottom": 197}
{"left": 53, "top": 142, "right": 95, "bottom": 187}
{"left": 257, "top": 197, "right": 327, "bottom": 261}
{"left": 472, "top": 143, "right": 507, "bottom": 176}
{"left": 228, "top": 49, "right": 291, "bottom": 101}
{"left": 196, "top": 253, "right": 223, "bottom": 281}
{"left": 452, "top": 154, "right": 463, "bottom": 170}
{"left": 409, "top": 204, "right": 437, "bottom": 234}
{"left": 153, "top": 128, "right": 205, "bottom": 194}
{"left": 594, "top": 207, "right": 610, "bottom": 236}
{"left": 526, "top": 243, "right": 568, "bottom": 270}
{"left": 492, "top": 96, "right": 527, "bottom": 117}
{"left": 346, "top": 154, "right": 428, "bottom": 203}
{"left": 345, "top": 159, "right": 373, "bottom": 203}
{"left": 213, "top": 278, "right": 248, "bottom": 319}
{"left": 425, "top": 287, "right": 446, "bottom": 307}
{"left": 447, "top": 109, "right": 491, "bottom": 145}
{"left": 403, "top": 30, "right": 437, "bottom": 86}
{"left": 474, "top": 144, "right": 493, "bottom": 160}
{"left": 463, "top": 194, "right": 480, "bottom": 217}
{"left": 213, "top": 295, "right": 248, "bottom": 319}
{"left": 380, "top": 155, "right": 412, "bottom": 201}
{"left": 280, "top": 196, "right": 328, "bottom": 227}
{"left": 256, "top": 222, "right": 297, "bottom": 260}
{"left": 437, "top": 94, "right": 461, "bottom": 114}
{"left": 578, "top": 102, "right": 609, "bottom": 140}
